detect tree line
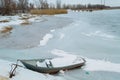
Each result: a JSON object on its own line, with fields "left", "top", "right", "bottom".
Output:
{"left": 0, "top": 0, "right": 110, "bottom": 15}
{"left": 0, "top": 0, "right": 32, "bottom": 15}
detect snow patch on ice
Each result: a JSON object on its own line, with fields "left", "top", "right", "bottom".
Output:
{"left": 29, "top": 16, "right": 43, "bottom": 23}
{"left": 50, "top": 29, "right": 55, "bottom": 32}
{"left": 60, "top": 33, "right": 65, "bottom": 39}
{"left": 82, "top": 31, "right": 115, "bottom": 39}
{"left": 51, "top": 49, "right": 120, "bottom": 73}
{"left": 39, "top": 34, "right": 53, "bottom": 46}
{"left": 51, "top": 49, "right": 74, "bottom": 57}
{"left": 84, "top": 58, "right": 120, "bottom": 73}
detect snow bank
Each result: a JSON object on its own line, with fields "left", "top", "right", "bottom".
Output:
{"left": 0, "top": 15, "right": 44, "bottom": 31}
{"left": 84, "top": 58, "right": 120, "bottom": 73}
{"left": 39, "top": 34, "right": 53, "bottom": 46}
{"left": 0, "top": 16, "right": 22, "bottom": 30}
{"left": 50, "top": 49, "right": 84, "bottom": 67}
{"left": 0, "top": 59, "right": 65, "bottom": 80}
{"left": 51, "top": 49, "right": 120, "bottom": 73}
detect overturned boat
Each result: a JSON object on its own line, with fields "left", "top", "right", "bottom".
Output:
{"left": 20, "top": 57, "right": 86, "bottom": 74}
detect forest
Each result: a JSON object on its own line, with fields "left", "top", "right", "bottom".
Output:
{"left": 0, "top": 0, "right": 110, "bottom": 15}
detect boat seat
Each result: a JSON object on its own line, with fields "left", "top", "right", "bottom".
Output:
{"left": 45, "top": 60, "right": 53, "bottom": 68}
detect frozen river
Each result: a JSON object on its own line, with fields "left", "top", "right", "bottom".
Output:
{"left": 0, "top": 10, "right": 120, "bottom": 80}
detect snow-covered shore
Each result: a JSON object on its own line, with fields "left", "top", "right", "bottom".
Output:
{"left": 0, "top": 59, "right": 65, "bottom": 80}
{"left": 0, "top": 49, "right": 83, "bottom": 80}
{"left": 0, "top": 14, "right": 38, "bottom": 29}
{"left": 1, "top": 49, "right": 120, "bottom": 80}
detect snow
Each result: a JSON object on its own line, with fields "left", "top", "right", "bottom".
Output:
{"left": 50, "top": 49, "right": 84, "bottom": 67}
{"left": 36, "top": 49, "right": 84, "bottom": 68}
{"left": 81, "top": 31, "right": 115, "bottom": 39}
{"left": 0, "top": 59, "right": 65, "bottom": 80}
{"left": 51, "top": 57, "right": 83, "bottom": 67}
{"left": 51, "top": 49, "right": 120, "bottom": 73}
{"left": 84, "top": 58, "right": 120, "bottom": 73}
{"left": 0, "top": 16, "right": 22, "bottom": 30}
{"left": 50, "top": 29, "right": 55, "bottom": 32}
{"left": 36, "top": 61, "right": 46, "bottom": 67}
{"left": 60, "top": 33, "right": 65, "bottom": 39}
{"left": 39, "top": 34, "right": 53, "bottom": 46}
{"left": 51, "top": 49, "right": 74, "bottom": 57}
{"left": 0, "top": 50, "right": 120, "bottom": 80}
{"left": 37, "top": 56, "right": 84, "bottom": 68}
{"left": 29, "top": 16, "right": 44, "bottom": 23}
{"left": 0, "top": 14, "right": 44, "bottom": 31}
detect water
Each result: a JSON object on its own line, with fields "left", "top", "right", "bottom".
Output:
{"left": 0, "top": 10, "right": 120, "bottom": 80}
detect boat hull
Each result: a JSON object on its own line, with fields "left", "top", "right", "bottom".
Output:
{"left": 20, "top": 58, "right": 86, "bottom": 74}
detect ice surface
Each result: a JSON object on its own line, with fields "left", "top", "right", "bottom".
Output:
{"left": 51, "top": 49, "right": 120, "bottom": 73}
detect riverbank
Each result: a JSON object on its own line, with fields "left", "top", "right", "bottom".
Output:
{"left": 0, "top": 15, "right": 72, "bottom": 49}
{"left": 0, "top": 59, "right": 65, "bottom": 80}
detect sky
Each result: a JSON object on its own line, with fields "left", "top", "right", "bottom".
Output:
{"left": 30, "top": 0, "right": 120, "bottom": 7}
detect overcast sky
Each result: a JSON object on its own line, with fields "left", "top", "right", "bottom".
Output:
{"left": 30, "top": 0, "right": 120, "bottom": 6}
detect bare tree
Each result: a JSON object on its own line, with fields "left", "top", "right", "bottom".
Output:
{"left": 0, "top": 0, "right": 12, "bottom": 15}
{"left": 56, "top": 0, "right": 61, "bottom": 9}
{"left": 0, "top": 0, "right": 4, "bottom": 7}
{"left": 49, "top": 3, "right": 55, "bottom": 9}
{"left": 38, "top": 0, "right": 49, "bottom": 9}
{"left": 18, "top": 0, "right": 29, "bottom": 13}
{"left": 29, "top": 3, "right": 34, "bottom": 9}
{"left": 0, "top": 0, "right": 18, "bottom": 15}
{"left": 11, "top": 0, "right": 17, "bottom": 13}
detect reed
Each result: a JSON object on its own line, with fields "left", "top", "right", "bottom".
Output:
{"left": 30, "top": 9, "right": 68, "bottom": 15}
{"left": 0, "top": 75, "right": 8, "bottom": 80}
{"left": 0, "top": 26, "right": 13, "bottom": 33}
{"left": 0, "top": 20, "right": 9, "bottom": 23}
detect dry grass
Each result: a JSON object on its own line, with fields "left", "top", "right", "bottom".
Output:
{"left": 0, "top": 26, "right": 13, "bottom": 33}
{"left": 30, "top": 9, "right": 68, "bottom": 15}
{"left": 0, "top": 75, "right": 9, "bottom": 80}
{"left": 21, "top": 20, "right": 31, "bottom": 25}
{"left": 0, "top": 20, "right": 9, "bottom": 23}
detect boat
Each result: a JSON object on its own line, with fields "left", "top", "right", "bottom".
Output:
{"left": 20, "top": 57, "right": 86, "bottom": 74}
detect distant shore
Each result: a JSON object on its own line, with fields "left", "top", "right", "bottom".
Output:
{"left": 71, "top": 6, "right": 120, "bottom": 12}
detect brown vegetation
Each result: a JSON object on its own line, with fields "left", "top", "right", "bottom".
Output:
{"left": 0, "top": 75, "right": 9, "bottom": 80}
{"left": 0, "top": 26, "right": 13, "bottom": 33}
{"left": 30, "top": 9, "right": 67, "bottom": 15}
{"left": 0, "top": 0, "right": 112, "bottom": 15}
{"left": 0, "top": 0, "right": 29, "bottom": 15}
{"left": 0, "top": 20, "right": 9, "bottom": 23}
